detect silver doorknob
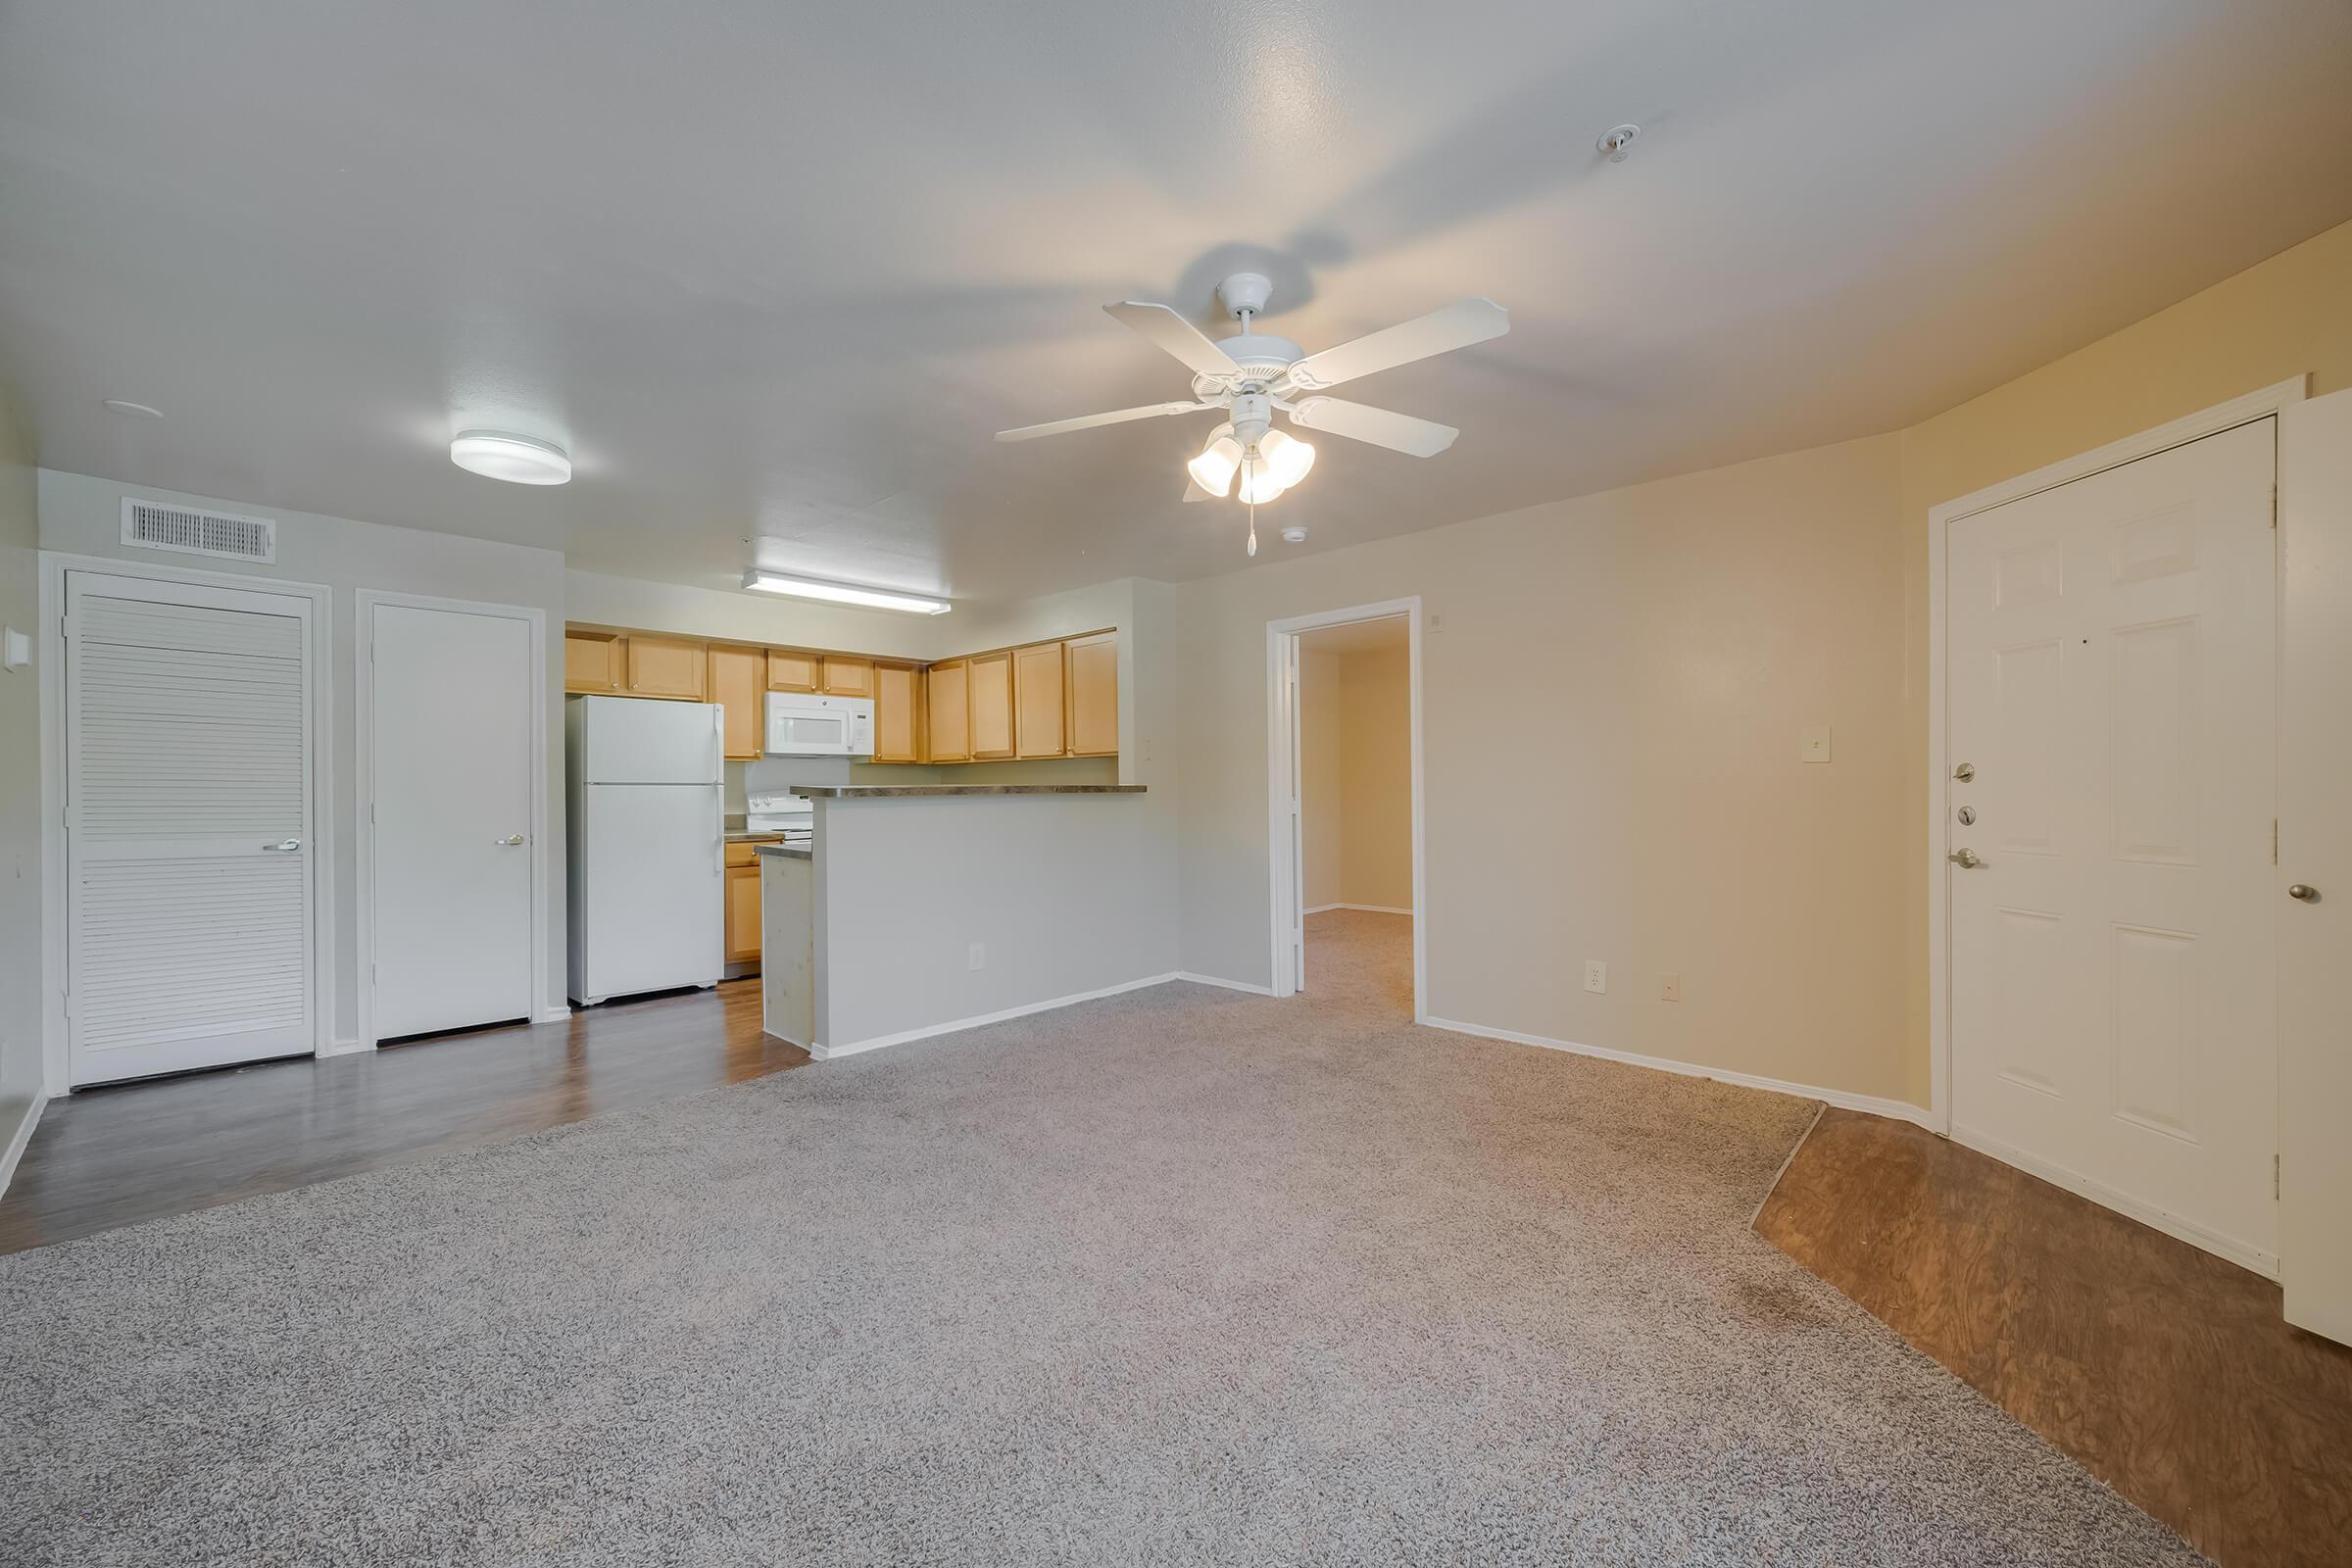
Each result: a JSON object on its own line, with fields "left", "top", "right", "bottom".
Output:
{"left": 2288, "top": 883, "right": 2319, "bottom": 903}
{"left": 1948, "top": 848, "right": 1984, "bottom": 868}
{"left": 1952, "top": 762, "right": 1976, "bottom": 782}
{"left": 263, "top": 838, "right": 302, "bottom": 852}
{"left": 497, "top": 834, "right": 526, "bottom": 846}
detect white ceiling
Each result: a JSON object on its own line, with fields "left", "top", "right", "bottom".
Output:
{"left": 4, "top": 1, "right": 2348, "bottom": 609}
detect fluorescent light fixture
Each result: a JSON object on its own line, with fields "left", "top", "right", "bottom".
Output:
{"left": 742, "top": 570, "right": 951, "bottom": 615}
{"left": 450, "top": 430, "right": 572, "bottom": 485}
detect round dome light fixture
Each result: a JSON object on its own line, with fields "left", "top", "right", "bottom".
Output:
{"left": 450, "top": 430, "right": 571, "bottom": 485}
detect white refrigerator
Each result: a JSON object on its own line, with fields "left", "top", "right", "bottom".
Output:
{"left": 565, "top": 696, "right": 725, "bottom": 1005}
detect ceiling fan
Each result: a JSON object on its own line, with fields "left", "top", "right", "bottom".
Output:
{"left": 995, "top": 271, "right": 1509, "bottom": 554}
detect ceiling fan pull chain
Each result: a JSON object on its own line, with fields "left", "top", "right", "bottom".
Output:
{"left": 1247, "top": 455, "right": 1258, "bottom": 556}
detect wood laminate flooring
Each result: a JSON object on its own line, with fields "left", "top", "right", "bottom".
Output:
{"left": 0, "top": 980, "right": 806, "bottom": 1255}
{"left": 1754, "top": 1106, "right": 2352, "bottom": 1568}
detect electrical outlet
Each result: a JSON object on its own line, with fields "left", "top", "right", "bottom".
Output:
{"left": 1584, "top": 959, "right": 1607, "bottom": 994}
{"left": 967, "top": 942, "right": 986, "bottom": 971}
{"left": 1800, "top": 725, "right": 1832, "bottom": 764}
{"left": 1427, "top": 612, "right": 1444, "bottom": 633}
{"left": 1660, "top": 972, "right": 1682, "bottom": 1003}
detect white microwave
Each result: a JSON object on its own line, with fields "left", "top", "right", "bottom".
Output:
{"left": 763, "top": 693, "right": 873, "bottom": 757}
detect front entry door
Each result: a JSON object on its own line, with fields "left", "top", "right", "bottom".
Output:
{"left": 65, "top": 571, "right": 317, "bottom": 1084}
{"left": 1946, "top": 417, "right": 2278, "bottom": 1272}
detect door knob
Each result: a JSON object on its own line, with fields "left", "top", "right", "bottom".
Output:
{"left": 263, "top": 838, "right": 302, "bottom": 852}
{"left": 2288, "top": 883, "right": 2319, "bottom": 903}
{"left": 497, "top": 834, "right": 526, "bottom": 846}
{"left": 1948, "top": 848, "right": 1984, "bottom": 868}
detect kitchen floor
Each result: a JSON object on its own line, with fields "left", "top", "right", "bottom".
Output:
{"left": 0, "top": 982, "right": 806, "bottom": 1254}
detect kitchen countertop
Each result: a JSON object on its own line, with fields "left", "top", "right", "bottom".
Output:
{"left": 789, "top": 784, "right": 1147, "bottom": 799}
{"left": 753, "top": 843, "right": 813, "bottom": 860}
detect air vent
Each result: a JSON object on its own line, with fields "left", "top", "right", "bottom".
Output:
{"left": 121, "top": 498, "right": 276, "bottom": 564}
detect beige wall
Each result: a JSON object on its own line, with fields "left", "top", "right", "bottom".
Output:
{"left": 1298, "top": 635, "right": 1411, "bottom": 912}
{"left": 1173, "top": 433, "right": 1914, "bottom": 1098}
{"left": 0, "top": 395, "right": 39, "bottom": 1145}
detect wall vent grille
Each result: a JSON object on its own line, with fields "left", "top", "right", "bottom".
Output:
{"left": 121, "top": 498, "right": 277, "bottom": 564}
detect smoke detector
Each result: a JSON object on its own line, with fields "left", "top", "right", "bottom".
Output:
{"left": 1280, "top": 526, "right": 1308, "bottom": 544}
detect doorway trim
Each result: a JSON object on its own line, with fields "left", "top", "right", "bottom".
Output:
{"left": 354, "top": 589, "right": 555, "bottom": 1051}
{"left": 1925, "top": 376, "right": 2306, "bottom": 1139}
{"left": 1266, "top": 597, "right": 1425, "bottom": 1018}
{"left": 36, "top": 551, "right": 337, "bottom": 1098}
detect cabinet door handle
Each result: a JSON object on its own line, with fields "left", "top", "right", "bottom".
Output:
{"left": 497, "top": 834, "right": 526, "bottom": 846}
{"left": 263, "top": 838, "right": 302, "bottom": 852}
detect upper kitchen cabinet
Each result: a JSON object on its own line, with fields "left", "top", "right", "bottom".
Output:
{"left": 1013, "top": 641, "right": 1066, "bottom": 759}
{"left": 766, "top": 650, "right": 819, "bottom": 693}
{"left": 625, "top": 633, "right": 707, "bottom": 700}
{"left": 1066, "top": 631, "right": 1118, "bottom": 757}
{"left": 872, "top": 661, "right": 922, "bottom": 763}
{"left": 564, "top": 629, "right": 622, "bottom": 694}
{"left": 708, "top": 643, "right": 765, "bottom": 760}
{"left": 926, "top": 659, "right": 970, "bottom": 762}
{"left": 820, "top": 656, "right": 873, "bottom": 698}
{"left": 968, "top": 650, "right": 1014, "bottom": 760}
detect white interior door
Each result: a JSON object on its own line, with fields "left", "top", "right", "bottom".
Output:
{"left": 65, "top": 571, "right": 316, "bottom": 1085}
{"left": 1946, "top": 417, "right": 2277, "bottom": 1272}
{"left": 2278, "top": 388, "right": 2352, "bottom": 1343}
{"left": 369, "top": 601, "right": 535, "bottom": 1041}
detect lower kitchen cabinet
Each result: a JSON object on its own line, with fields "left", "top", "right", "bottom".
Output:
{"left": 723, "top": 841, "right": 768, "bottom": 965}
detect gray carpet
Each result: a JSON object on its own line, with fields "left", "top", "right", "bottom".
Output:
{"left": 2, "top": 910, "right": 2200, "bottom": 1566}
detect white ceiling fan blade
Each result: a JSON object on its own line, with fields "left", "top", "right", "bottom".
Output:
{"left": 1284, "top": 298, "right": 1509, "bottom": 391}
{"left": 1103, "top": 301, "right": 1244, "bottom": 381}
{"left": 1286, "top": 396, "right": 1459, "bottom": 457}
{"left": 994, "top": 400, "right": 1209, "bottom": 443}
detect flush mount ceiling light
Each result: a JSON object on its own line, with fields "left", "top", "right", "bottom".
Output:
{"left": 996, "top": 270, "right": 1505, "bottom": 556}
{"left": 103, "top": 398, "right": 164, "bottom": 419}
{"left": 742, "top": 569, "right": 952, "bottom": 615}
{"left": 450, "top": 430, "right": 572, "bottom": 485}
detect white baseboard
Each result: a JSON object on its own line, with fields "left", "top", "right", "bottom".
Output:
{"left": 1418, "top": 1015, "right": 1936, "bottom": 1129}
{"left": 1949, "top": 1121, "right": 2278, "bottom": 1279}
{"left": 1171, "top": 971, "right": 1278, "bottom": 997}
{"left": 318, "top": 1036, "right": 372, "bottom": 1058}
{"left": 0, "top": 1092, "right": 46, "bottom": 1202}
{"left": 1306, "top": 903, "right": 1412, "bottom": 916}
{"left": 810, "top": 972, "right": 1185, "bottom": 1060}
{"left": 534, "top": 1005, "right": 575, "bottom": 1025}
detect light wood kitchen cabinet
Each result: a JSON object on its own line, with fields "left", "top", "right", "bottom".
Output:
{"left": 709, "top": 643, "right": 765, "bottom": 760}
{"left": 820, "top": 656, "right": 873, "bottom": 698}
{"left": 926, "top": 659, "right": 970, "bottom": 761}
{"left": 625, "top": 633, "right": 707, "bottom": 699}
{"left": 1013, "top": 640, "right": 1067, "bottom": 759}
{"left": 872, "top": 661, "right": 922, "bottom": 763}
{"left": 723, "top": 840, "right": 768, "bottom": 965}
{"left": 564, "top": 629, "right": 623, "bottom": 693}
{"left": 1066, "top": 631, "right": 1118, "bottom": 757}
{"left": 766, "top": 649, "right": 819, "bottom": 693}
{"left": 968, "top": 650, "right": 1014, "bottom": 760}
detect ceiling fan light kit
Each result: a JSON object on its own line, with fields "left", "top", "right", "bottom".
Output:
{"left": 997, "top": 271, "right": 1508, "bottom": 555}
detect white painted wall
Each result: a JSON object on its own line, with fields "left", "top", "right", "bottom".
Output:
{"left": 1167, "top": 434, "right": 1914, "bottom": 1103}
{"left": 38, "top": 469, "right": 570, "bottom": 1046}
{"left": 1298, "top": 645, "right": 1346, "bottom": 909}
{"left": 0, "top": 398, "right": 42, "bottom": 1173}
{"left": 1298, "top": 635, "right": 1411, "bottom": 912}
{"left": 811, "top": 793, "right": 1174, "bottom": 1051}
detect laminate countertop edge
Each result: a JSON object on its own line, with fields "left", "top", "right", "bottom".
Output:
{"left": 753, "top": 844, "right": 814, "bottom": 860}
{"left": 789, "top": 784, "right": 1148, "bottom": 798}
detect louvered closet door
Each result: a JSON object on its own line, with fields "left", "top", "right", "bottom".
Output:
{"left": 66, "top": 572, "right": 316, "bottom": 1085}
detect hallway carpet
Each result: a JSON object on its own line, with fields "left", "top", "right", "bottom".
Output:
{"left": 0, "top": 912, "right": 2197, "bottom": 1566}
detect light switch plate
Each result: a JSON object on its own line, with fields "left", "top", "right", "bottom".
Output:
{"left": 0, "top": 627, "right": 26, "bottom": 672}
{"left": 967, "top": 943, "right": 986, "bottom": 971}
{"left": 1800, "top": 725, "right": 1832, "bottom": 764}
{"left": 1660, "top": 972, "right": 1682, "bottom": 1003}
{"left": 1584, "top": 959, "right": 1607, "bottom": 994}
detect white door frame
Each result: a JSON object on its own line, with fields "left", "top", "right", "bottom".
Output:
{"left": 355, "top": 589, "right": 555, "bottom": 1050}
{"left": 37, "top": 551, "right": 337, "bottom": 1097}
{"left": 1266, "top": 597, "right": 1426, "bottom": 1017}
{"left": 1926, "top": 376, "right": 2306, "bottom": 1139}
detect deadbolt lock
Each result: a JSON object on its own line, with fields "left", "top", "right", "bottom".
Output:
{"left": 1956, "top": 806, "right": 1976, "bottom": 826}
